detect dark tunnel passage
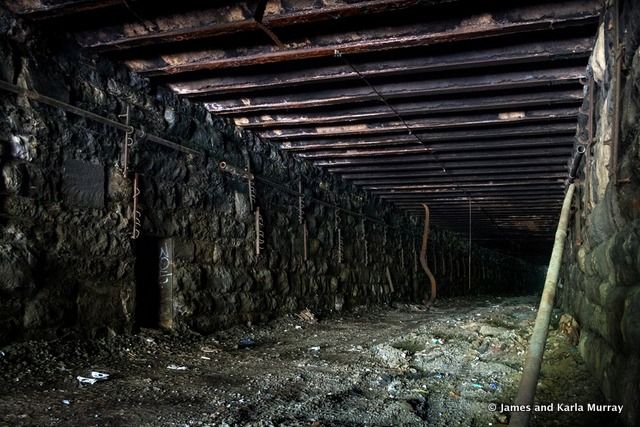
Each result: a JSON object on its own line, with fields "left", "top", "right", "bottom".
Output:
{"left": 0, "top": 1, "right": 638, "bottom": 426}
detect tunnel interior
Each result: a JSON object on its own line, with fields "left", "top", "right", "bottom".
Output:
{"left": 0, "top": 1, "right": 639, "bottom": 426}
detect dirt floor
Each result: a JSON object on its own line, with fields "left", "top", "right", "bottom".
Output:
{"left": 0, "top": 296, "right": 621, "bottom": 427}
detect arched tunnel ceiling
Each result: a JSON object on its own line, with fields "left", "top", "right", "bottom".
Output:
{"left": 5, "top": 0, "right": 602, "bottom": 259}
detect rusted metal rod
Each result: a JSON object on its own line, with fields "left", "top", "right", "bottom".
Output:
{"left": 0, "top": 79, "right": 202, "bottom": 156}
{"left": 509, "top": 183, "right": 576, "bottom": 427}
{"left": 420, "top": 203, "right": 437, "bottom": 306}
{"left": 568, "top": 144, "right": 586, "bottom": 182}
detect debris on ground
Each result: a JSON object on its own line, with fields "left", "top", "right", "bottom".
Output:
{"left": 166, "top": 364, "right": 187, "bottom": 371}
{"left": 238, "top": 337, "right": 256, "bottom": 349}
{"left": 0, "top": 296, "right": 617, "bottom": 426}
{"left": 296, "top": 308, "right": 317, "bottom": 324}
{"left": 76, "top": 371, "right": 110, "bottom": 385}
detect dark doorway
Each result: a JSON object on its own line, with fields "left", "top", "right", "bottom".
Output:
{"left": 134, "top": 236, "right": 160, "bottom": 328}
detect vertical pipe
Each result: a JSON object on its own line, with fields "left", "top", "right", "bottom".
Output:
{"left": 509, "top": 183, "right": 576, "bottom": 427}
{"left": 610, "top": 0, "right": 622, "bottom": 180}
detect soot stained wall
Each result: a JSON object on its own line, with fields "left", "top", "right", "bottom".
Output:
{"left": 559, "top": 1, "right": 640, "bottom": 425}
{"left": 0, "top": 8, "right": 540, "bottom": 345}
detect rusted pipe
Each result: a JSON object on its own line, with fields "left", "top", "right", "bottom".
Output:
{"left": 420, "top": 203, "right": 437, "bottom": 306}
{"left": 610, "top": 0, "right": 622, "bottom": 180}
{"left": 0, "top": 79, "right": 202, "bottom": 156}
{"left": 509, "top": 183, "right": 576, "bottom": 427}
{"left": 568, "top": 144, "right": 586, "bottom": 182}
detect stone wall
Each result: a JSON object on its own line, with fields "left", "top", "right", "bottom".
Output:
{"left": 0, "top": 7, "right": 540, "bottom": 345}
{"left": 558, "top": 1, "right": 640, "bottom": 425}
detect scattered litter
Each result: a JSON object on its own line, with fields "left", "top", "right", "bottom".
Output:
{"left": 489, "top": 381, "right": 499, "bottom": 390}
{"left": 431, "top": 338, "right": 445, "bottom": 345}
{"left": 296, "top": 308, "right": 317, "bottom": 324}
{"left": 62, "top": 400, "right": 71, "bottom": 405}
{"left": 167, "top": 364, "right": 187, "bottom": 371}
{"left": 471, "top": 383, "right": 483, "bottom": 389}
{"left": 77, "top": 371, "right": 110, "bottom": 385}
{"left": 201, "top": 356, "right": 211, "bottom": 360}
{"left": 308, "top": 346, "right": 321, "bottom": 352}
{"left": 201, "top": 346, "right": 220, "bottom": 353}
{"left": 238, "top": 338, "right": 256, "bottom": 349}
{"left": 0, "top": 351, "right": 5, "bottom": 358}
{"left": 295, "top": 325, "right": 302, "bottom": 330}
{"left": 90, "top": 371, "right": 109, "bottom": 380}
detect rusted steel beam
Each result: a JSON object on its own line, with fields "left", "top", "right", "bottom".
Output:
{"left": 3, "top": 0, "right": 121, "bottom": 19}
{"left": 377, "top": 191, "right": 565, "bottom": 201}
{"left": 294, "top": 136, "right": 573, "bottom": 160}
{"left": 327, "top": 156, "right": 570, "bottom": 174}
{"left": 281, "top": 123, "right": 577, "bottom": 151}
{"left": 365, "top": 180, "right": 564, "bottom": 192}
{"left": 395, "top": 203, "right": 562, "bottom": 210}
{"left": 350, "top": 172, "right": 567, "bottom": 186}
{"left": 397, "top": 206, "right": 561, "bottom": 213}
{"left": 67, "top": 1, "right": 431, "bottom": 51}
{"left": 313, "top": 147, "right": 573, "bottom": 167}
{"left": 391, "top": 195, "right": 563, "bottom": 202}
{"left": 395, "top": 207, "right": 559, "bottom": 215}
{"left": 259, "top": 107, "right": 578, "bottom": 140}
{"left": 232, "top": 89, "right": 584, "bottom": 128}
{"left": 173, "top": 38, "right": 593, "bottom": 98}
{"left": 341, "top": 165, "right": 568, "bottom": 181}
{"left": 382, "top": 194, "right": 564, "bottom": 202}
{"left": 125, "top": 1, "right": 600, "bottom": 75}
{"left": 377, "top": 187, "right": 564, "bottom": 196}
{"left": 202, "top": 67, "right": 585, "bottom": 113}
{"left": 417, "top": 215, "right": 558, "bottom": 223}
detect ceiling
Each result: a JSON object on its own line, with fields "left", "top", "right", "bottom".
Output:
{"left": 4, "top": 0, "right": 601, "bottom": 259}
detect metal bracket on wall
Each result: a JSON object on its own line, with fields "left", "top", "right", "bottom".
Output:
{"left": 246, "top": 157, "right": 256, "bottom": 212}
{"left": 255, "top": 207, "right": 264, "bottom": 256}
{"left": 360, "top": 217, "right": 368, "bottom": 266}
{"left": 298, "top": 180, "right": 308, "bottom": 261}
{"left": 131, "top": 173, "right": 141, "bottom": 239}
{"left": 335, "top": 210, "right": 343, "bottom": 264}
{"left": 219, "top": 161, "right": 254, "bottom": 181}
{"left": 118, "top": 106, "right": 134, "bottom": 176}
{"left": 219, "top": 159, "right": 257, "bottom": 212}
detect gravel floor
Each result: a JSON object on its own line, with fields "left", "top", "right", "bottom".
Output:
{"left": 0, "top": 296, "right": 619, "bottom": 426}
